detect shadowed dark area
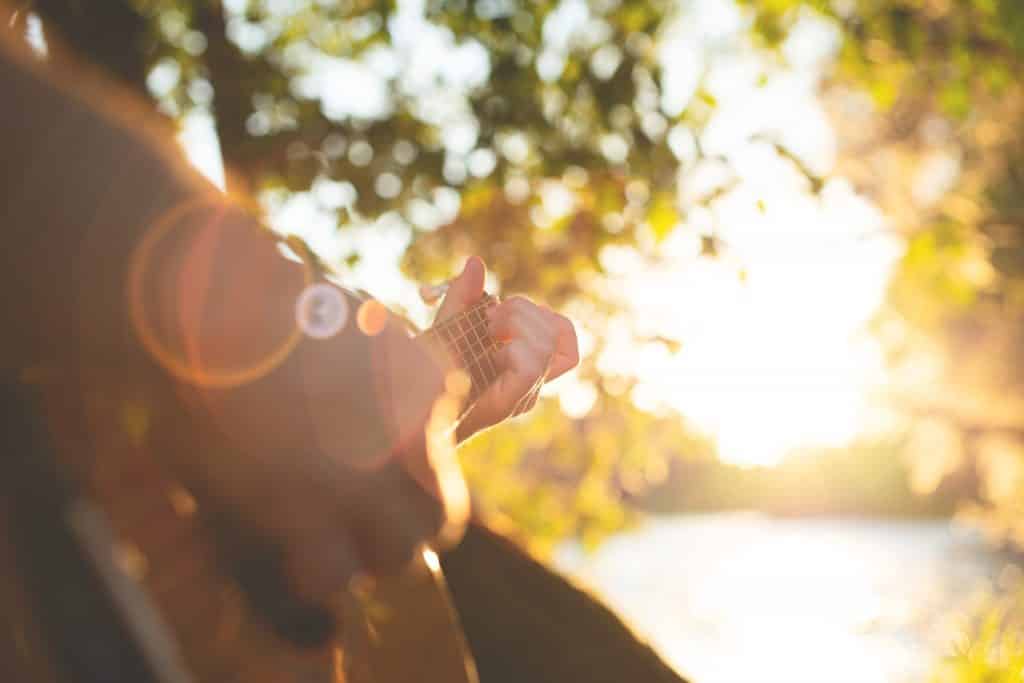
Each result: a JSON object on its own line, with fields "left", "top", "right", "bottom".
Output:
{"left": 443, "top": 524, "right": 690, "bottom": 683}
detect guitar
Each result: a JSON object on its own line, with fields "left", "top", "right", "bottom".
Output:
{"left": 0, "top": 294, "right": 502, "bottom": 683}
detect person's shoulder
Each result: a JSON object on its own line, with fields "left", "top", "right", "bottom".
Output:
{"left": 0, "top": 12, "right": 204, "bottom": 193}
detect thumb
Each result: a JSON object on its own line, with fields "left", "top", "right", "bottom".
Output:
{"left": 435, "top": 256, "right": 485, "bottom": 322}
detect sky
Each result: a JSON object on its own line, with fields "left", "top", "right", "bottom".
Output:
{"left": 177, "top": 0, "right": 911, "bottom": 468}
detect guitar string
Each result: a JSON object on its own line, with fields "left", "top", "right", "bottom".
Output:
{"left": 452, "top": 314, "right": 494, "bottom": 391}
{"left": 444, "top": 318, "right": 496, "bottom": 392}
{"left": 435, "top": 323, "right": 490, "bottom": 398}
{"left": 423, "top": 299, "right": 499, "bottom": 395}
{"left": 467, "top": 305, "right": 500, "bottom": 385}
{"left": 435, "top": 299, "right": 542, "bottom": 415}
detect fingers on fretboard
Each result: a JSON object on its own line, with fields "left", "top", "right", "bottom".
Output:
{"left": 425, "top": 297, "right": 500, "bottom": 402}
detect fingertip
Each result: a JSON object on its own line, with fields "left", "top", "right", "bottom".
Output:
{"left": 463, "top": 255, "right": 485, "bottom": 276}
{"left": 461, "top": 255, "right": 486, "bottom": 294}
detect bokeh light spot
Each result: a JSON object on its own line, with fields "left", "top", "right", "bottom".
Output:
{"left": 295, "top": 283, "right": 349, "bottom": 339}
{"left": 128, "top": 197, "right": 311, "bottom": 388}
{"left": 357, "top": 299, "right": 389, "bottom": 336}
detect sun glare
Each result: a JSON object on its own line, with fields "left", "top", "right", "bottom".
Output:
{"left": 606, "top": 170, "right": 901, "bottom": 467}
{"left": 557, "top": 515, "right": 968, "bottom": 683}
{"left": 586, "top": 2, "right": 904, "bottom": 468}
{"left": 596, "top": 57, "right": 903, "bottom": 466}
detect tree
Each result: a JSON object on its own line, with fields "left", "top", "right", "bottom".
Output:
{"left": 29, "top": 0, "right": 679, "bottom": 282}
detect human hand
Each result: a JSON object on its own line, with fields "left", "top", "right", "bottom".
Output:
{"left": 433, "top": 257, "right": 579, "bottom": 440}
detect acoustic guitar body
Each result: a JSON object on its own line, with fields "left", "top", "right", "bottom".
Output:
{"left": 0, "top": 291, "right": 506, "bottom": 683}
{"left": 0, "top": 371, "right": 476, "bottom": 683}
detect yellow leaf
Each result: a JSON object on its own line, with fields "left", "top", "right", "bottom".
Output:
{"left": 647, "top": 194, "right": 679, "bottom": 242}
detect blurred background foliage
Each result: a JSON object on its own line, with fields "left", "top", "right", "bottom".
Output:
{"left": 740, "top": 0, "right": 1024, "bottom": 551}
{"left": 930, "top": 594, "right": 1024, "bottom": 683}
{"left": 13, "top": 0, "right": 1024, "bottom": 559}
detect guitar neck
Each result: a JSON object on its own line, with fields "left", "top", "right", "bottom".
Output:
{"left": 419, "top": 295, "right": 501, "bottom": 403}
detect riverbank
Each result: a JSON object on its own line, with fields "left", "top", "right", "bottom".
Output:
{"left": 636, "top": 441, "right": 968, "bottom": 519}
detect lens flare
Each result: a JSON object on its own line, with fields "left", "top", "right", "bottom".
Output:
{"left": 296, "top": 283, "right": 349, "bottom": 339}
{"left": 357, "top": 299, "right": 390, "bottom": 337}
{"left": 128, "top": 197, "right": 313, "bottom": 388}
{"left": 422, "top": 370, "right": 471, "bottom": 546}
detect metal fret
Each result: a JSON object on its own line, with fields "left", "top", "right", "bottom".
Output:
{"left": 421, "top": 296, "right": 500, "bottom": 403}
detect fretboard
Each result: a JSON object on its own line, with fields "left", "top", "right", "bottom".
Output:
{"left": 420, "top": 295, "right": 501, "bottom": 404}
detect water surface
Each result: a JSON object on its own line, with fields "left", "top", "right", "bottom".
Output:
{"left": 555, "top": 514, "right": 1012, "bottom": 683}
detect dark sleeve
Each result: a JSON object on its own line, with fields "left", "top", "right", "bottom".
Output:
{"left": 0, "top": 31, "right": 212, "bottom": 372}
{"left": 0, "top": 30, "right": 436, "bottom": 492}
{"left": 0, "top": 30, "right": 300, "bottom": 380}
{"left": 442, "top": 523, "right": 691, "bottom": 683}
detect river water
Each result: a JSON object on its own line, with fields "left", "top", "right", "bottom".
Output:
{"left": 554, "top": 514, "right": 1017, "bottom": 683}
